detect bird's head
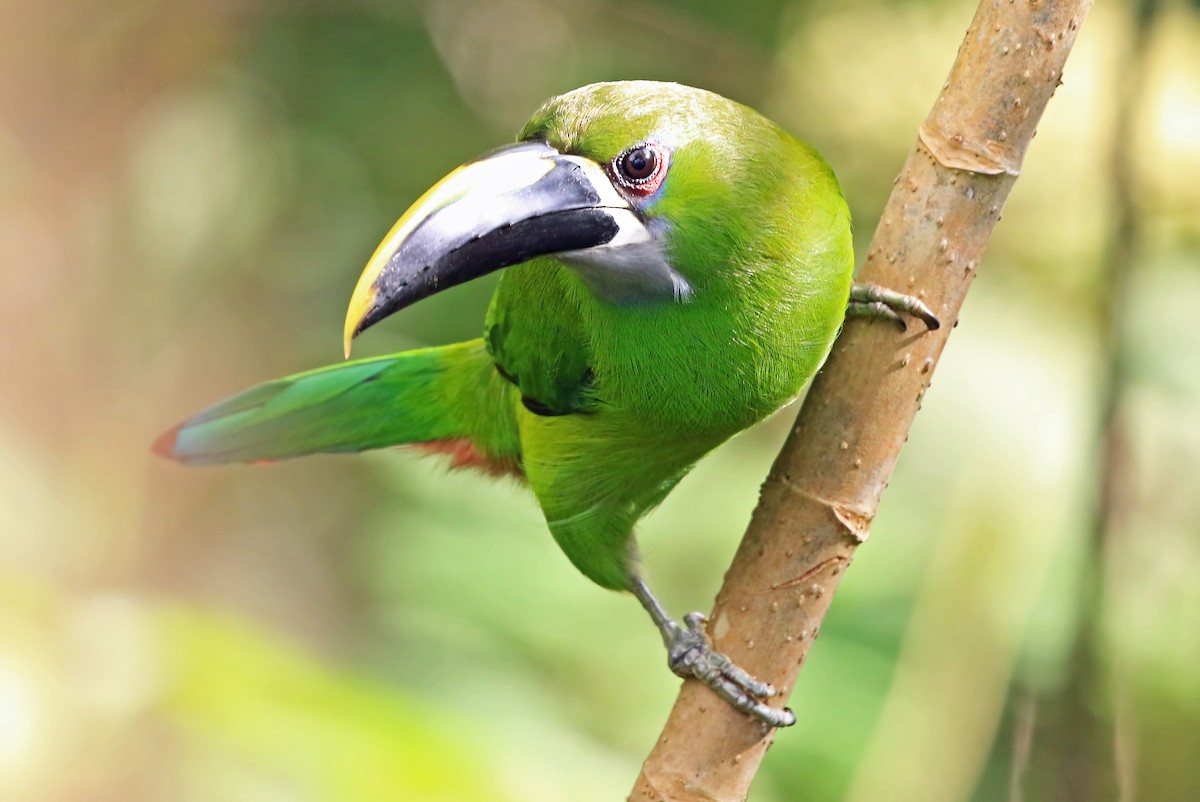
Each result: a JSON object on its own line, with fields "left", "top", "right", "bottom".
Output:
{"left": 344, "top": 81, "right": 846, "bottom": 356}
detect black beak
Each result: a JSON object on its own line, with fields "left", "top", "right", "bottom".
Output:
{"left": 343, "top": 141, "right": 638, "bottom": 356}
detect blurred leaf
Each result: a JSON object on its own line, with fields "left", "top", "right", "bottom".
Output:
{"left": 158, "top": 606, "right": 511, "bottom": 802}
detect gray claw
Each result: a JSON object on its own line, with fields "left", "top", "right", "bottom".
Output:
{"left": 665, "top": 611, "right": 795, "bottom": 728}
{"left": 631, "top": 579, "right": 795, "bottom": 728}
{"left": 848, "top": 283, "right": 940, "bottom": 330}
{"left": 848, "top": 299, "right": 907, "bottom": 330}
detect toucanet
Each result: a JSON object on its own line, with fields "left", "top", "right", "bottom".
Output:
{"left": 155, "top": 81, "right": 937, "bottom": 727}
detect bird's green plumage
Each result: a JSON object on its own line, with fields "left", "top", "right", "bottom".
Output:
{"left": 158, "top": 81, "right": 853, "bottom": 592}
{"left": 160, "top": 341, "right": 520, "bottom": 469}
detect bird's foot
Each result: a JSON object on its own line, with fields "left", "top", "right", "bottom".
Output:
{"left": 664, "top": 612, "right": 796, "bottom": 728}
{"left": 848, "top": 282, "right": 941, "bottom": 331}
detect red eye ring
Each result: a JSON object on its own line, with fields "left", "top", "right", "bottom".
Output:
{"left": 611, "top": 143, "right": 668, "bottom": 197}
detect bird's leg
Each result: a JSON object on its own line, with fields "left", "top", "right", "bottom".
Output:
{"left": 847, "top": 282, "right": 941, "bottom": 331}
{"left": 630, "top": 577, "right": 796, "bottom": 728}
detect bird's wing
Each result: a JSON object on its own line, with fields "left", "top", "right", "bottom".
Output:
{"left": 484, "top": 258, "right": 596, "bottom": 417}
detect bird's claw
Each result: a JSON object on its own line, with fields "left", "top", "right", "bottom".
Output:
{"left": 665, "top": 611, "right": 796, "bottom": 728}
{"left": 847, "top": 282, "right": 941, "bottom": 331}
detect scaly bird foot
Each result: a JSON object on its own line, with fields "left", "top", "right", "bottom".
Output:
{"left": 631, "top": 578, "right": 795, "bottom": 727}
{"left": 664, "top": 612, "right": 796, "bottom": 728}
{"left": 847, "top": 282, "right": 941, "bottom": 332}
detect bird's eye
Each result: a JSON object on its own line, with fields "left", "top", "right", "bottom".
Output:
{"left": 612, "top": 143, "right": 668, "bottom": 197}
{"left": 620, "top": 146, "right": 657, "bottom": 182}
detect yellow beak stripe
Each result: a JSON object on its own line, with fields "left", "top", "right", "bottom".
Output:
{"left": 342, "top": 151, "right": 557, "bottom": 358}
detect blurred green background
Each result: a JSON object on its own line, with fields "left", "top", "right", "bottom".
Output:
{"left": 2, "top": 0, "right": 1198, "bottom": 799}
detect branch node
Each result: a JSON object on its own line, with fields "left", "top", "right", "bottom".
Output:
{"left": 918, "top": 122, "right": 1021, "bottom": 176}
{"left": 832, "top": 502, "right": 874, "bottom": 544}
{"left": 769, "top": 474, "right": 874, "bottom": 544}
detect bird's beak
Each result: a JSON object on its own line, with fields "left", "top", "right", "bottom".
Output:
{"left": 343, "top": 141, "right": 642, "bottom": 357}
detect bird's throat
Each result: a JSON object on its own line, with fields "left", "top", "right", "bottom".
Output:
{"left": 558, "top": 236, "right": 692, "bottom": 305}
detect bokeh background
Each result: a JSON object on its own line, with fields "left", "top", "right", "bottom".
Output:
{"left": 2, "top": 0, "right": 1198, "bottom": 800}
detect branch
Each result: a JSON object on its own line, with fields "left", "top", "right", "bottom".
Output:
{"left": 630, "top": 1, "right": 1094, "bottom": 800}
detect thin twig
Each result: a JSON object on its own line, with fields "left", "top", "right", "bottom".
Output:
{"left": 630, "top": 1, "right": 1093, "bottom": 799}
{"left": 1009, "top": 691, "right": 1037, "bottom": 802}
{"left": 1035, "top": 0, "right": 1158, "bottom": 799}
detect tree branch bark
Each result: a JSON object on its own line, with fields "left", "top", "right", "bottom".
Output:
{"left": 630, "top": 1, "right": 1093, "bottom": 800}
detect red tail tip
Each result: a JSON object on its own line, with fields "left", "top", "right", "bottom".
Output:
{"left": 151, "top": 423, "right": 181, "bottom": 459}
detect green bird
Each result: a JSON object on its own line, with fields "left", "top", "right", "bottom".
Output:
{"left": 155, "top": 81, "right": 936, "bottom": 727}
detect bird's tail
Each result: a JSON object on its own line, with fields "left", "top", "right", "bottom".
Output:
{"left": 154, "top": 339, "right": 520, "bottom": 471}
